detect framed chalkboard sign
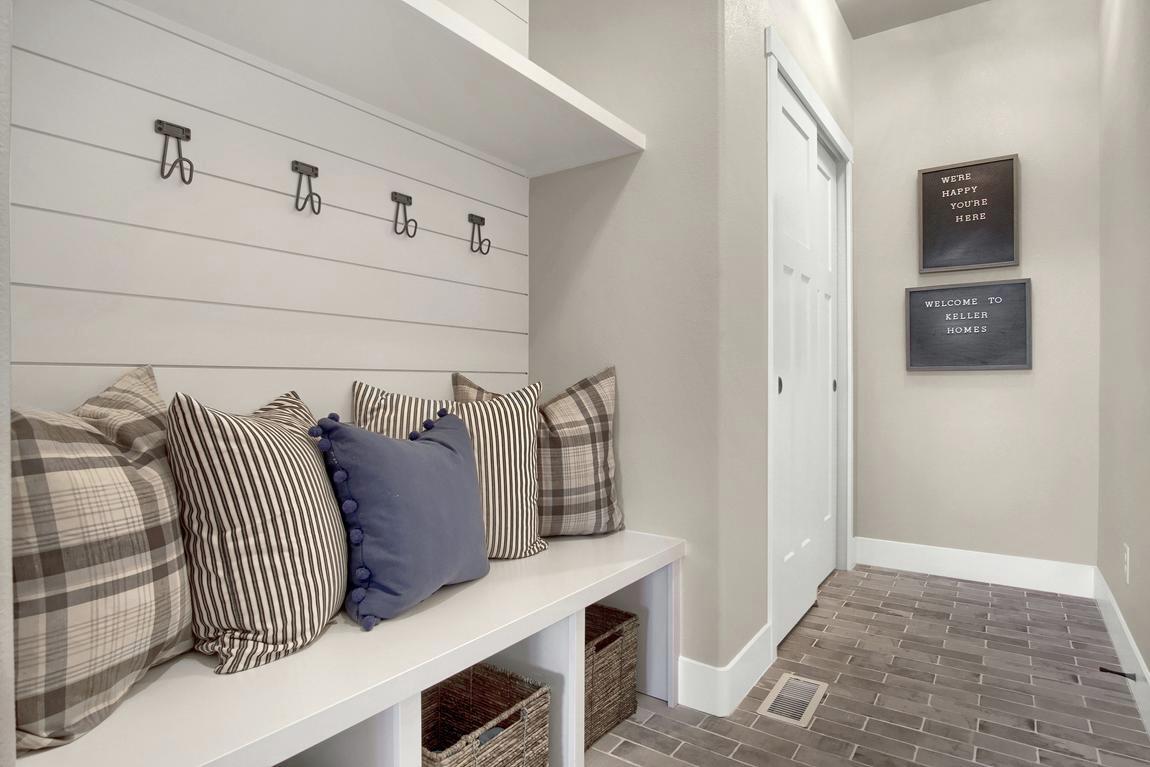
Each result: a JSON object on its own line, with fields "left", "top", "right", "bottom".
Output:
{"left": 919, "top": 154, "right": 1019, "bottom": 273}
{"left": 906, "top": 279, "right": 1031, "bottom": 371}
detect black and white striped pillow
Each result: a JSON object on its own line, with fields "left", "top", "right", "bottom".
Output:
{"left": 167, "top": 391, "right": 347, "bottom": 674}
{"left": 352, "top": 381, "right": 547, "bottom": 560}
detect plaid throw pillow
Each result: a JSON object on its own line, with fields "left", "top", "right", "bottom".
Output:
{"left": 12, "top": 366, "right": 193, "bottom": 751}
{"left": 352, "top": 381, "right": 546, "bottom": 559}
{"left": 453, "top": 368, "right": 623, "bottom": 537}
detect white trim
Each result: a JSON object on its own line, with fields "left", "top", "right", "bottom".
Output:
{"left": 1094, "top": 567, "right": 1150, "bottom": 726}
{"left": 763, "top": 27, "right": 853, "bottom": 161}
{"left": 854, "top": 537, "right": 1096, "bottom": 598}
{"left": 764, "top": 48, "right": 782, "bottom": 672}
{"left": 677, "top": 622, "right": 774, "bottom": 717}
{"left": 837, "top": 155, "right": 856, "bottom": 573}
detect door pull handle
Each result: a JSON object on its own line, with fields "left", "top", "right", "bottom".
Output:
{"left": 778, "top": 376, "right": 783, "bottom": 395}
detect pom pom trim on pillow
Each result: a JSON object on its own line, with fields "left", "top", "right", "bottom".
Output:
{"left": 313, "top": 411, "right": 489, "bottom": 628}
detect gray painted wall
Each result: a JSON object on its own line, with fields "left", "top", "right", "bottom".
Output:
{"left": 1098, "top": 0, "right": 1150, "bottom": 666}
{"left": 853, "top": 0, "right": 1101, "bottom": 565}
{"left": 529, "top": 0, "right": 852, "bottom": 667}
{"left": 529, "top": 0, "right": 724, "bottom": 665}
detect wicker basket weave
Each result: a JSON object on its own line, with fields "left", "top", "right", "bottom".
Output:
{"left": 422, "top": 663, "right": 550, "bottom": 767}
{"left": 584, "top": 604, "right": 639, "bottom": 749}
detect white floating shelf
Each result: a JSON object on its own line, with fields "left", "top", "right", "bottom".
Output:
{"left": 119, "top": 0, "right": 646, "bottom": 177}
{"left": 19, "top": 532, "right": 683, "bottom": 767}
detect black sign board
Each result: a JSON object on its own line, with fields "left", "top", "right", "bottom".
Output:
{"left": 919, "top": 155, "right": 1019, "bottom": 273}
{"left": 907, "top": 279, "right": 1031, "bottom": 371}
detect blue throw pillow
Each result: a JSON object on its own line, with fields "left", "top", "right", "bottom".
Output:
{"left": 312, "top": 411, "right": 489, "bottom": 629}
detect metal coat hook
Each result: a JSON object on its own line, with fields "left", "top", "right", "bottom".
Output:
{"left": 292, "top": 161, "right": 322, "bottom": 214}
{"left": 468, "top": 214, "right": 491, "bottom": 254}
{"left": 391, "top": 192, "right": 418, "bottom": 238}
{"left": 155, "top": 120, "right": 194, "bottom": 184}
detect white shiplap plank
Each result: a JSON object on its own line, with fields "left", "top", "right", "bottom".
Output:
{"left": 12, "top": 286, "right": 528, "bottom": 372}
{"left": 442, "top": 0, "right": 528, "bottom": 24}
{"left": 438, "top": 0, "right": 527, "bottom": 53}
{"left": 11, "top": 49, "right": 529, "bottom": 254}
{"left": 12, "top": 206, "right": 527, "bottom": 333}
{"left": 496, "top": 0, "right": 529, "bottom": 22}
{"left": 11, "top": 129, "right": 528, "bottom": 294}
{"left": 12, "top": 364, "right": 529, "bottom": 416}
{"left": 12, "top": 0, "right": 528, "bottom": 213}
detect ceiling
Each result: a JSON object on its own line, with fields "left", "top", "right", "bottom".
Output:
{"left": 835, "top": 0, "right": 992, "bottom": 38}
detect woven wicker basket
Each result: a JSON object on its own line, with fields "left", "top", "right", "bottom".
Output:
{"left": 584, "top": 604, "right": 639, "bottom": 749}
{"left": 422, "top": 663, "right": 550, "bottom": 767}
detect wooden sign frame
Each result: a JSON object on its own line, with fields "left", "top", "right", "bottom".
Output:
{"left": 918, "top": 154, "right": 1020, "bottom": 273}
{"left": 906, "top": 278, "right": 1032, "bottom": 371}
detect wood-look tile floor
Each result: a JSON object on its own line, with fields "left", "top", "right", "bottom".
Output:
{"left": 590, "top": 566, "right": 1149, "bottom": 767}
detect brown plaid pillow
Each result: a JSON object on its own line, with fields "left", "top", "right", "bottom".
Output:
{"left": 12, "top": 366, "right": 192, "bottom": 751}
{"left": 453, "top": 368, "right": 622, "bottom": 536}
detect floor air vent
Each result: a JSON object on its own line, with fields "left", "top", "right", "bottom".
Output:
{"left": 757, "top": 672, "right": 828, "bottom": 727}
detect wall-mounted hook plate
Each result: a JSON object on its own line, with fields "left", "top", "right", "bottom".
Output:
{"left": 391, "top": 192, "right": 418, "bottom": 237}
{"left": 292, "top": 160, "right": 319, "bottom": 178}
{"left": 468, "top": 213, "right": 491, "bottom": 254}
{"left": 155, "top": 119, "right": 194, "bottom": 184}
{"left": 292, "top": 160, "right": 322, "bottom": 214}
{"left": 154, "top": 119, "right": 191, "bottom": 141}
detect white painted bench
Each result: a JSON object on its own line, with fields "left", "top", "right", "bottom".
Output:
{"left": 19, "top": 531, "right": 683, "bottom": 767}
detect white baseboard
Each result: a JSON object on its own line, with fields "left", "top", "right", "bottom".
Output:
{"left": 854, "top": 537, "right": 1096, "bottom": 598}
{"left": 677, "top": 622, "right": 774, "bottom": 717}
{"left": 1094, "top": 567, "right": 1150, "bottom": 726}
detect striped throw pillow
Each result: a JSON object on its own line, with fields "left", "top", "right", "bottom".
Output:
{"left": 454, "top": 368, "right": 623, "bottom": 537}
{"left": 12, "top": 366, "right": 192, "bottom": 751}
{"left": 167, "top": 391, "right": 346, "bottom": 674}
{"left": 352, "top": 381, "right": 547, "bottom": 559}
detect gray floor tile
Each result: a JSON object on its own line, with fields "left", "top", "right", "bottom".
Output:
{"left": 595, "top": 734, "right": 625, "bottom": 753}
{"left": 643, "top": 713, "right": 739, "bottom": 756}
{"left": 864, "top": 718, "right": 974, "bottom": 759}
{"left": 703, "top": 717, "right": 801, "bottom": 758}
{"left": 614, "top": 719, "right": 682, "bottom": 755}
{"left": 589, "top": 747, "right": 642, "bottom": 767}
{"left": 603, "top": 566, "right": 1150, "bottom": 767}
{"left": 613, "top": 740, "right": 691, "bottom": 767}
{"left": 1089, "top": 723, "right": 1150, "bottom": 747}
{"left": 1097, "top": 751, "right": 1150, "bottom": 767}
{"left": 673, "top": 742, "right": 749, "bottom": 767}
{"left": 731, "top": 742, "right": 808, "bottom": 767}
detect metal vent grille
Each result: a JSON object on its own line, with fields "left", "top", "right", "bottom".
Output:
{"left": 757, "top": 673, "right": 828, "bottom": 727}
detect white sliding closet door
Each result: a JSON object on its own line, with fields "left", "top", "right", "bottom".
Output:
{"left": 769, "top": 72, "right": 839, "bottom": 643}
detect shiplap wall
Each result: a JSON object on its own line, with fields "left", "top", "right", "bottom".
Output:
{"left": 10, "top": 0, "right": 530, "bottom": 415}
{"left": 1, "top": 2, "right": 15, "bottom": 764}
{"left": 440, "top": 0, "right": 528, "bottom": 54}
